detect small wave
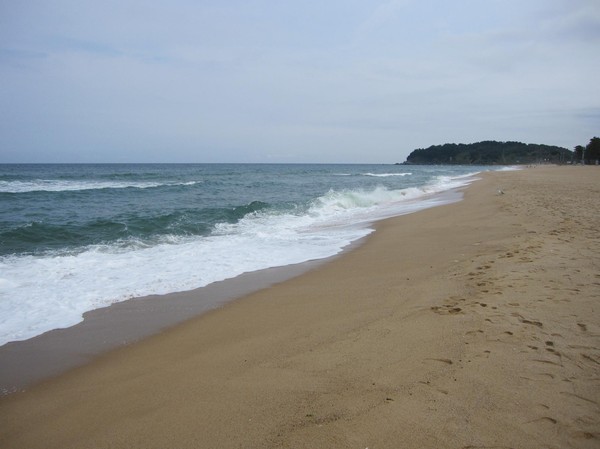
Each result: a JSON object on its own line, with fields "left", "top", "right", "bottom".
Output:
{"left": 310, "top": 171, "right": 479, "bottom": 221}
{"left": 312, "top": 186, "right": 400, "bottom": 211}
{"left": 6, "top": 211, "right": 229, "bottom": 256}
{"left": 0, "top": 180, "right": 201, "bottom": 193}
{"left": 362, "top": 172, "right": 412, "bottom": 177}
{"left": 0, "top": 214, "right": 370, "bottom": 344}
{"left": 230, "top": 201, "right": 271, "bottom": 219}
{"left": 497, "top": 166, "right": 522, "bottom": 171}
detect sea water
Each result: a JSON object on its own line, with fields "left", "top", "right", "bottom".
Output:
{"left": 0, "top": 164, "right": 508, "bottom": 345}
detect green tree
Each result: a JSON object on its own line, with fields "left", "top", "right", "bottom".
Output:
{"left": 585, "top": 137, "right": 600, "bottom": 164}
{"left": 574, "top": 145, "right": 585, "bottom": 164}
{"left": 404, "top": 141, "right": 572, "bottom": 165}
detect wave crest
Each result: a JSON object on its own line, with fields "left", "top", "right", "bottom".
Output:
{"left": 0, "top": 180, "right": 201, "bottom": 193}
{"left": 362, "top": 172, "right": 412, "bottom": 177}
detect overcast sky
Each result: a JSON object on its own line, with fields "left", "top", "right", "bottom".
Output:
{"left": 1, "top": 0, "right": 598, "bottom": 163}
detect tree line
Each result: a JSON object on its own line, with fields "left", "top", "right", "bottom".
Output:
{"left": 574, "top": 137, "right": 600, "bottom": 165}
{"left": 403, "top": 141, "right": 572, "bottom": 165}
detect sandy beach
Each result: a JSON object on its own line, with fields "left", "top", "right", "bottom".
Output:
{"left": 1, "top": 166, "right": 599, "bottom": 448}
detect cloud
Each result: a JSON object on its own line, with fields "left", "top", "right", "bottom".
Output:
{"left": 356, "top": 0, "right": 411, "bottom": 35}
{"left": 0, "top": 0, "right": 598, "bottom": 162}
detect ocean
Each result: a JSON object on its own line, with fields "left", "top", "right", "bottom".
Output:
{"left": 0, "top": 163, "right": 508, "bottom": 346}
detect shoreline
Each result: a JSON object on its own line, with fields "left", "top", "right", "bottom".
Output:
{"left": 0, "top": 258, "right": 328, "bottom": 394}
{"left": 0, "top": 187, "right": 463, "bottom": 394}
{"left": 1, "top": 166, "right": 598, "bottom": 448}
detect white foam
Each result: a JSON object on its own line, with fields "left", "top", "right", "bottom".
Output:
{"left": 0, "top": 225, "right": 370, "bottom": 344}
{"left": 0, "top": 180, "right": 200, "bottom": 193}
{"left": 362, "top": 172, "right": 412, "bottom": 177}
{"left": 0, "top": 171, "right": 479, "bottom": 345}
{"left": 497, "top": 166, "right": 522, "bottom": 171}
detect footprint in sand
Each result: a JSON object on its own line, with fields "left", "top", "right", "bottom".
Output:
{"left": 581, "top": 354, "right": 600, "bottom": 365}
{"left": 532, "top": 359, "right": 562, "bottom": 367}
{"left": 430, "top": 305, "right": 462, "bottom": 315}
{"left": 526, "top": 416, "right": 557, "bottom": 425}
{"left": 512, "top": 313, "right": 543, "bottom": 327}
{"left": 424, "top": 358, "right": 453, "bottom": 365}
{"left": 560, "top": 391, "right": 598, "bottom": 405}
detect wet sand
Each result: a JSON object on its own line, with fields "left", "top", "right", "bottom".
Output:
{"left": 0, "top": 259, "right": 328, "bottom": 393}
{"left": 1, "top": 166, "right": 599, "bottom": 448}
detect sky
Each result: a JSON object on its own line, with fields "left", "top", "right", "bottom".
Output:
{"left": 1, "top": 0, "right": 598, "bottom": 163}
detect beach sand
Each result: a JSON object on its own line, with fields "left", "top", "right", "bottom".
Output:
{"left": 1, "top": 166, "right": 599, "bottom": 448}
